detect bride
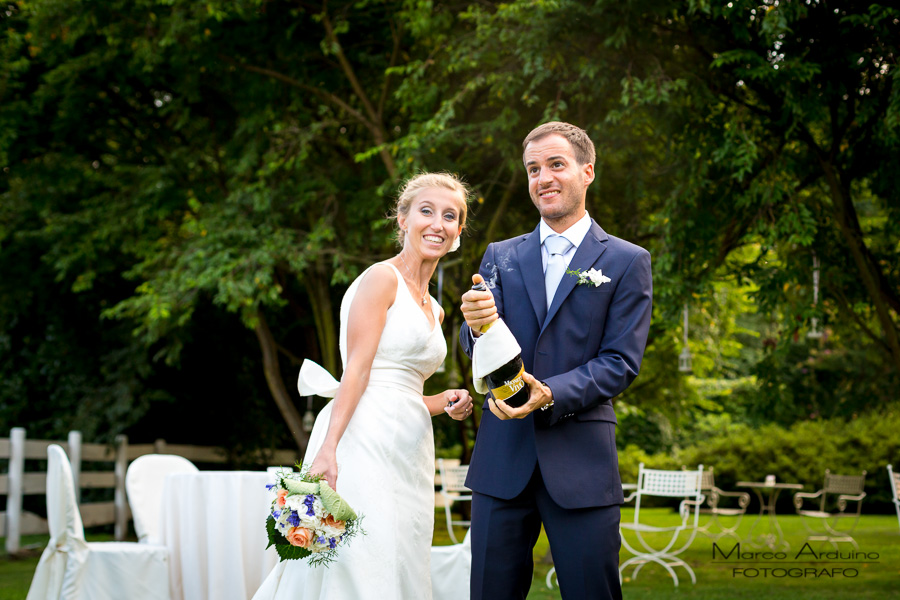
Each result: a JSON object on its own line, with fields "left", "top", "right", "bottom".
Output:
{"left": 252, "top": 172, "right": 475, "bottom": 600}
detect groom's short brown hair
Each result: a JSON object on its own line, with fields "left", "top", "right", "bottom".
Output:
{"left": 522, "top": 121, "right": 596, "bottom": 166}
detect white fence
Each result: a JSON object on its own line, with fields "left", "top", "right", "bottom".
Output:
{"left": 1, "top": 427, "right": 299, "bottom": 556}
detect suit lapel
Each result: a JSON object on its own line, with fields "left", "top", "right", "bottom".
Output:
{"left": 542, "top": 220, "right": 609, "bottom": 332}
{"left": 517, "top": 225, "right": 546, "bottom": 325}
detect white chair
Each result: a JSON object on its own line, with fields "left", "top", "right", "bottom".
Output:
{"left": 889, "top": 465, "right": 900, "bottom": 532}
{"left": 618, "top": 464, "right": 705, "bottom": 587}
{"left": 126, "top": 454, "right": 198, "bottom": 544}
{"left": 437, "top": 458, "right": 472, "bottom": 544}
{"left": 431, "top": 529, "right": 472, "bottom": 600}
{"left": 26, "top": 445, "right": 170, "bottom": 600}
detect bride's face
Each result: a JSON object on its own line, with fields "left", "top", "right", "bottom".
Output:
{"left": 399, "top": 187, "right": 464, "bottom": 259}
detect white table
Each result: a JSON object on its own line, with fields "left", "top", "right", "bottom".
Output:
{"left": 737, "top": 480, "right": 804, "bottom": 552}
{"left": 160, "top": 471, "right": 278, "bottom": 600}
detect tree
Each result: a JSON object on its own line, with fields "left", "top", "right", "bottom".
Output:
{"left": 3, "top": 0, "right": 897, "bottom": 457}
{"left": 392, "top": 0, "right": 900, "bottom": 415}
{"left": 1, "top": 0, "right": 426, "bottom": 452}
{"left": 658, "top": 1, "right": 900, "bottom": 376}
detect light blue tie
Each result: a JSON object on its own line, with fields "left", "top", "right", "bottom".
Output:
{"left": 544, "top": 234, "right": 573, "bottom": 308}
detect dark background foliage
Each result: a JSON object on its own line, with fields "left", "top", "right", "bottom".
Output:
{"left": 2, "top": 1, "right": 897, "bottom": 500}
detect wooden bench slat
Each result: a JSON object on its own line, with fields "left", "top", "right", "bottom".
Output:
{"left": 80, "top": 443, "right": 117, "bottom": 461}
{"left": 156, "top": 444, "right": 228, "bottom": 463}
{"left": 0, "top": 510, "right": 48, "bottom": 536}
{"left": 80, "top": 472, "right": 116, "bottom": 489}
{"left": 126, "top": 444, "right": 158, "bottom": 460}
{"left": 21, "top": 472, "right": 47, "bottom": 494}
{"left": 23, "top": 439, "right": 65, "bottom": 459}
{"left": 80, "top": 502, "right": 119, "bottom": 528}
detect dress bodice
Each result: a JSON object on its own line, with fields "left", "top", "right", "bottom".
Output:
{"left": 339, "top": 263, "right": 447, "bottom": 395}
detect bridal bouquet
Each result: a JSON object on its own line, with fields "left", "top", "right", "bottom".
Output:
{"left": 265, "top": 467, "right": 364, "bottom": 566}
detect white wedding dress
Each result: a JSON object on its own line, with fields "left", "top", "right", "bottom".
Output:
{"left": 253, "top": 263, "right": 447, "bottom": 600}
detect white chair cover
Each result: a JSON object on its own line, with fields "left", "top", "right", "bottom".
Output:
{"left": 126, "top": 454, "right": 198, "bottom": 545}
{"left": 26, "top": 444, "right": 171, "bottom": 600}
{"left": 26, "top": 445, "right": 89, "bottom": 600}
{"left": 430, "top": 529, "right": 472, "bottom": 600}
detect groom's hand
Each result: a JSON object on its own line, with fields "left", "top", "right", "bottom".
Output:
{"left": 461, "top": 274, "right": 498, "bottom": 336}
{"left": 489, "top": 372, "right": 553, "bottom": 420}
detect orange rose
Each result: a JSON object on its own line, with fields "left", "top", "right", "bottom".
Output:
{"left": 324, "top": 514, "right": 346, "bottom": 532}
{"left": 276, "top": 489, "right": 288, "bottom": 507}
{"left": 286, "top": 526, "right": 313, "bottom": 548}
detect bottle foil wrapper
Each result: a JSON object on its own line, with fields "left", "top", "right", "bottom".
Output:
{"left": 472, "top": 319, "right": 523, "bottom": 394}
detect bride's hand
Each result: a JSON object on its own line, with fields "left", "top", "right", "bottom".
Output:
{"left": 442, "top": 389, "right": 474, "bottom": 421}
{"left": 308, "top": 449, "right": 339, "bottom": 490}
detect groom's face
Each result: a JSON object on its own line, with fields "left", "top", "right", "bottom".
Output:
{"left": 523, "top": 134, "right": 594, "bottom": 230}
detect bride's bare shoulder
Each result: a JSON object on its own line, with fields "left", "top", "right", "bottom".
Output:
{"left": 353, "top": 263, "right": 399, "bottom": 308}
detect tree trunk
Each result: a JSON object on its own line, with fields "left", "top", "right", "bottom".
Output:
{"left": 254, "top": 308, "right": 309, "bottom": 454}
{"left": 306, "top": 265, "right": 339, "bottom": 377}
{"left": 821, "top": 162, "right": 900, "bottom": 372}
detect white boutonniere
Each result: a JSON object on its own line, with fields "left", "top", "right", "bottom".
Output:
{"left": 567, "top": 267, "right": 611, "bottom": 288}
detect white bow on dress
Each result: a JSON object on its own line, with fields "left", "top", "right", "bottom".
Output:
{"left": 297, "top": 360, "right": 340, "bottom": 398}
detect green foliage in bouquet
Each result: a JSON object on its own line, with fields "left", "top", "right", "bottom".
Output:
{"left": 266, "top": 516, "right": 314, "bottom": 562}
{"left": 317, "top": 480, "right": 358, "bottom": 522}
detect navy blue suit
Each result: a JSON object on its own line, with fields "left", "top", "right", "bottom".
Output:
{"left": 460, "top": 219, "right": 652, "bottom": 599}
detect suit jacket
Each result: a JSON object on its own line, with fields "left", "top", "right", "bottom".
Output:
{"left": 460, "top": 219, "right": 652, "bottom": 509}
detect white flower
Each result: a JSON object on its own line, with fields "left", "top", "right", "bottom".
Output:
{"left": 320, "top": 523, "right": 345, "bottom": 539}
{"left": 576, "top": 268, "right": 611, "bottom": 288}
{"left": 284, "top": 494, "right": 305, "bottom": 512}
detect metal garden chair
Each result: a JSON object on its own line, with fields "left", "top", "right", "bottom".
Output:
{"left": 887, "top": 464, "right": 900, "bottom": 532}
{"left": 436, "top": 458, "right": 472, "bottom": 544}
{"left": 793, "top": 469, "right": 867, "bottom": 548}
{"left": 619, "top": 464, "right": 705, "bottom": 587}
{"left": 692, "top": 466, "right": 750, "bottom": 542}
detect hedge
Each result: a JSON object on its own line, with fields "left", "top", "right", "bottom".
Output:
{"left": 618, "top": 409, "right": 900, "bottom": 512}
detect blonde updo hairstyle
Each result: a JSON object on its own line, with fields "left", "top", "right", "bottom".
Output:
{"left": 392, "top": 172, "right": 470, "bottom": 247}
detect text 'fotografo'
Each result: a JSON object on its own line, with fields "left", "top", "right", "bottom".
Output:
{"left": 711, "top": 543, "right": 879, "bottom": 579}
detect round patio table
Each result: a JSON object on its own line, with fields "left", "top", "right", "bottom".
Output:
{"left": 737, "top": 481, "right": 803, "bottom": 552}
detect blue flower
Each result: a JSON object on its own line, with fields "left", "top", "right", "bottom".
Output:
{"left": 287, "top": 511, "right": 300, "bottom": 527}
{"left": 303, "top": 494, "right": 316, "bottom": 517}
{"left": 272, "top": 510, "right": 281, "bottom": 519}
{"left": 318, "top": 536, "right": 326, "bottom": 545}
{"left": 329, "top": 537, "right": 337, "bottom": 549}
{"left": 265, "top": 483, "right": 275, "bottom": 490}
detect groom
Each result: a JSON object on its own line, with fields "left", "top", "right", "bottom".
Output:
{"left": 459, "top": 121, "right": 652, "bottom": 599}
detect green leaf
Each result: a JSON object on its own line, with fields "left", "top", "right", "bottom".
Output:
{"left": 317, "top": 480, "right": 358, "bottom": 522}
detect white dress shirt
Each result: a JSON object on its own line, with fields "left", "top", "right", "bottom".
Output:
{"left": 470, "top": 213, "right": 593, "bottom": 342}
{"left": 539, "top": 212, "right": 592, "bottom": 273}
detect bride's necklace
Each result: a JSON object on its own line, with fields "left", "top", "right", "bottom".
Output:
{"left": 399, "top": 252, "right": 429, "bottom": 305}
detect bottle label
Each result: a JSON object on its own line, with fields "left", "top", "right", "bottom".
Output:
{"left": 490, "top": 364, "right": 526, "bottom": 401}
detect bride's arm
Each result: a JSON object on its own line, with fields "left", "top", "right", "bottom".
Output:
{"left": 307, "top": 266, "right": 395, "bottom": 488}
{"left": 423, "top": 389, "right": 473, "bottom": 417}
{"left": 423, "top": 304, "right": 475, "bottom": 417}
{"left": 422, "top": 306, "right": 472, "bottom": 414}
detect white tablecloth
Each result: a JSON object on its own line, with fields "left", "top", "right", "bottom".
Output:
{"left": 160, "top": 471, "right": 278, "bottom": 600}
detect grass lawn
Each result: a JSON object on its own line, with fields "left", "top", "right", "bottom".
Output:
{"left": 448, "top": 509, "right": 900, "bottom": 600}
{"left": 0, "top": 533, "right": 117, "bottom": 600}
{"left": 4, "top": 512, "right": 899, "bottom": 599}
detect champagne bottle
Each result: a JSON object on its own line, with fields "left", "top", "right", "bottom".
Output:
{"left": 472, "top": 280, "right": 530, "bottom": 408}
